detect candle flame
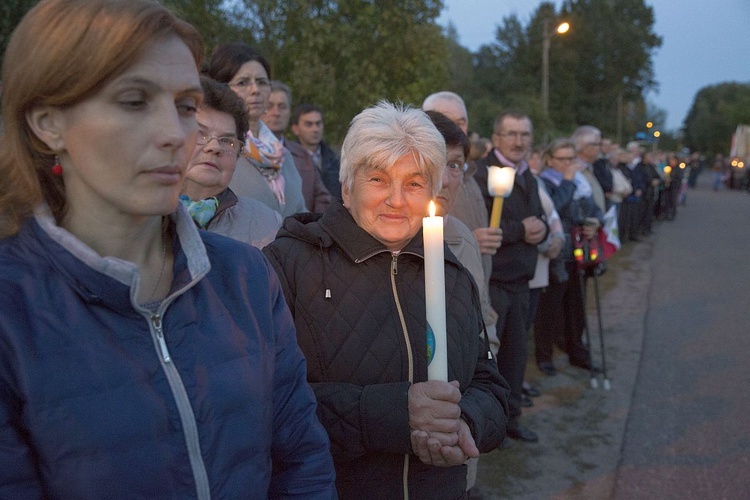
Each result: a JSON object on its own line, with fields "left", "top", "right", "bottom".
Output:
{"left": 429, "top": 200, "right": 436, "bottom": 217}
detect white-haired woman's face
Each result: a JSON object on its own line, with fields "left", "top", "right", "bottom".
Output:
{"left": 342, "top": 154, "right": 431, "bottom": 252}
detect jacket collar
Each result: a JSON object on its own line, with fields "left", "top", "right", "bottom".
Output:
{"left": 30, "top": 203, "right": 211, "bottom": 311}
{"left": 317, "top": 198, "right": 461, "bottom": 267}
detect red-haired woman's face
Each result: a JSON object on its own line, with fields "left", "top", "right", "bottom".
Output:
{"left": 45, "top": 36, "right": 203, "bottom": 222}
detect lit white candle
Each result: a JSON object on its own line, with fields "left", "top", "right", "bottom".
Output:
{"left": 423, "top": 200, "right": 448, "bottom": 382}
{"left": 487, "top": 166, "right": 516, "bottom": 228}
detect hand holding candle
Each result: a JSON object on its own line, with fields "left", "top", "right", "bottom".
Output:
{"left": 423, "top": 201, "right": 447, "bottom": 382}
{"left": 487, "top": 166, "right": 516, "bottom": 228}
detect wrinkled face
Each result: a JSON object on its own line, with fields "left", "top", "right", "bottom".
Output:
{"left": 342, "top": 154, "right": 431, "bottom": 252}
{"left": 435, "top": 145, "right": 465, "bottom": 216}
{"left": 293, "top": 111, "right": 324, "bottom": 148}
{"left": 227, "top": 60, "right": 270, "bottom": 123}
{"left": 262, "top": 89, "right": 291, "bottom": 134}
{"left": 492, "top": 116, "right": 532, "bottom": 165}
{"left": 185, "top": 107, "right": 241, "bottom": 195}
{"left": 45, "top": 36, "right": 202, "bottom": 222}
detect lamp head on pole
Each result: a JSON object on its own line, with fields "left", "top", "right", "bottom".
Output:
{"left": 556, "top": 22, "right": 570, "bottom": 34}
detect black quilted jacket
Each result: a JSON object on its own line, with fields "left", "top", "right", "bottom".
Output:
{"left": 264, "top": 200, "right": 510, "bottom": 500}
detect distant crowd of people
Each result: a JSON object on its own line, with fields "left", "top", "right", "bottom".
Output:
{"left": 0, "top": 1, "right": 714, "bottom": 499}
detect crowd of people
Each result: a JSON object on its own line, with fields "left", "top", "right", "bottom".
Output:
{"left": 0, "top": 1, "right": 703, "bottom": 499}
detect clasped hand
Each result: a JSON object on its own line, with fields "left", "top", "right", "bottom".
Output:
{"left": 408, "top": 380, "right": 479, "bottom": 467}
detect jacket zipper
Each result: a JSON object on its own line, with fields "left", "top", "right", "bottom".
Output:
{"left": 151, "top": 313, "right": 171, "bottom": 362}
{"left": 390, "top": 253, "right": 412, "bottom": 500}
{"left": 144, "top": 307, "right": 211, "bottom": 500}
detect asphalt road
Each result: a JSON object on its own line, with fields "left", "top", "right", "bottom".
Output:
{"left": 475, "top": 172, "right": 750, "bottom": 499}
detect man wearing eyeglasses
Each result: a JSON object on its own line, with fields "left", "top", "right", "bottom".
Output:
{"left": 181, "top": 77, "right": 282, "bottom": 249}
{"left": 474, "top": 110, "right": 549, "bottom": 444}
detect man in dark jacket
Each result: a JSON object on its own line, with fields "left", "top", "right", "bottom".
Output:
{"left": 291, "top": 103, "right": 342, "bottom": 200}
{"left": 474, "top": 110, "right": 548, "bottom": 443}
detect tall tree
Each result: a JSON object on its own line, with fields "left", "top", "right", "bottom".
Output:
{"left": 233, "top": 0, "right": 449, "bottom": 145}
{"left": 560, "top": 0, "right": 662, "bottom": 140}
{"left": 457, "top": 0, "right": 661, "bottom": 144}
{"left": 683, "top": 82, "right": 750, "bottom": 156}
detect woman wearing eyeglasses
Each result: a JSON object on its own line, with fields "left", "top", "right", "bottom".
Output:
{"left": 205, "top": 42, "right": 307, "bottom": 217}
{"left": 534, "top": 138, "right": 604, "bottom": 376}
{"left": 181, "top": 77, "right": 282, "bottom": 249}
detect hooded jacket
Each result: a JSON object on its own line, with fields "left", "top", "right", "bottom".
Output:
{"left": 263, "top": 199, "right": 509, "bottom": 500}
{"left": 0, "top": 206, "right": 335, "bottom": 499}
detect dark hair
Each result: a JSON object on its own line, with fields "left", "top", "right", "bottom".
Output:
{"left": 292, "top": 103, "right": 324, "bottom": 125}
{"left": 0, "top": 0, "right": 203, "bottom": 236}
{"left": 199, "top": 77, "right": 249, "bottom": 140}
{"left": 425, "top": 110, "right": 470, "bottom": 160}
{"left": 205, "top": 42, "right": 271, "bottom": 83}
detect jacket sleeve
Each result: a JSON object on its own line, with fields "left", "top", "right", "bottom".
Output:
{"left": 311, "top": 380, "right": 414, "bottom": 460}
{"left": 456, "top": 287, "right": 511, "bottom": 453}
{"left": 545, "top": 178, "right": 577, "bottom": 214}
{"left": 264, "top": 259, "right": 337, "bottom": 499}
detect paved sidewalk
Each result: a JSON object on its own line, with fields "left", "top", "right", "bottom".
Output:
{"left": 473, "top": 173, "right": 750, "bottom": 499}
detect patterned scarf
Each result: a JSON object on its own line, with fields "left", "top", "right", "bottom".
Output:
{"left": 244, "top": 120, "right": 286, "bottom": 208}
{"left": 180, "top": 195, "right": 218, "bottom": 228}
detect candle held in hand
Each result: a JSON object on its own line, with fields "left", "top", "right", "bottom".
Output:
{"left": 423, "top": 201, "right": 448, "bottom": 381}
{"left": 487, "top": 166, "right": 516, "bottom": 228}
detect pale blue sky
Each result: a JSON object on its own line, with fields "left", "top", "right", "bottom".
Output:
{"left": 438, "top": 0, "right": 750, "bottom": 132}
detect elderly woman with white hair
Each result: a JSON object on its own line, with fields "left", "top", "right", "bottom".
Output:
{"left": 264, "top": 101, "right": 509, "bottom": 499}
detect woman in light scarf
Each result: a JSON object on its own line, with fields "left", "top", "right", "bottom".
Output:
{"left": 205, "top": 43, "right": 306, "bottom": 217}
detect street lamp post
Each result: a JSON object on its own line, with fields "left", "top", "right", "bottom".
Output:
{"left": 542, "top": 19, "right": 569, "bottom": 143}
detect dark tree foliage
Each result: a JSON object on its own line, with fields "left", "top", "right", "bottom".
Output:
{"left": 683, "top": 82, "right": 750, "bottom": 156}
{"left": 2, "top": 0, "right": 664, "bottom": 149}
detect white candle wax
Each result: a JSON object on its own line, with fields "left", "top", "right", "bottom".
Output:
{"left": 423, "top": 201, "right": 448, "bottom": 382}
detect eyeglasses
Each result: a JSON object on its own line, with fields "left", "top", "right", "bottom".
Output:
{"left": 196, "top": 131, "right": 242, "bottom": 154}
{"left": 445, "top": 161, "right": 467, "bottom": 178}
{"left": 229, "top": 77, "right": 271, "bottom": 89}
{"left": 587, "top": 141, "right": 602, "bottom": 147}
{"left": 551, "top": 156, "right": 576, "bottom": 163}
{"left": 494, "top": 131, "right": 532, "bottom": 141}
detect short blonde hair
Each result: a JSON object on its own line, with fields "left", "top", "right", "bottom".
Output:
{"left": 340, "top": 101, "right": 446, "bottom": 197}
{"left": 0, "top": 0, "right": 203, "bottom": 236}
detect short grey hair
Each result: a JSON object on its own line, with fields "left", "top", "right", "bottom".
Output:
{"left": 340, "top": 101, "right": 446, "bottom": 196}
{"left": 270, "top": 80, "right": 291, "bottom": 102}
{"left": 422, "top": 91, "right": 467, "bottom": 116}
{"left": 571, "top": 125, "right": 601, "bottom": 152}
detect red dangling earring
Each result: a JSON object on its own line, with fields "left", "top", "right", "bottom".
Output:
{"left": 51, "top": 156, "right": 63, "bottom": 176}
